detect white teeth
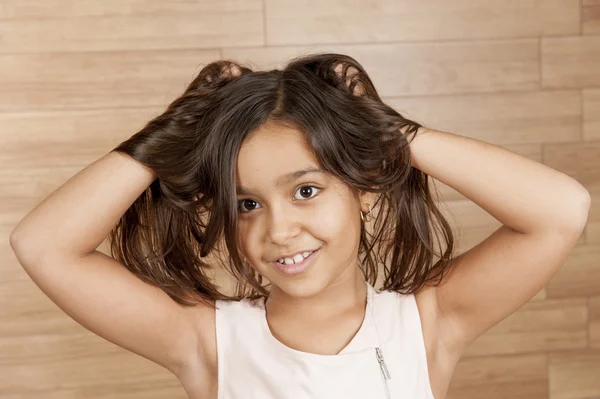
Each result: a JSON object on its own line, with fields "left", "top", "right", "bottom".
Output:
{"left": 278, "top": 250, "right": 314, "bottom": 265}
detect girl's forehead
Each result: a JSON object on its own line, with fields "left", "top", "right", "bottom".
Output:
{"left": 234, "top": 122, "right": 358, "bottom": 198}
{"left": 239, "top": 122, "right": 311, "bottom": 155}
{"left": 237, "top": 125, "right": 319, "bottom": 176}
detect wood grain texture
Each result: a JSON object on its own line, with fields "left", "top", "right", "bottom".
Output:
{"left": 542, "top": 36, "right": 600, "bottom": 88}
{"left": 0, "top": 1, "right": 598, "bottom": 398}
{"left": 264, "top": 0, "right": 580, "bottom": 45}
{"left": 583, "top": 0, "right": 600, "bottom": 34}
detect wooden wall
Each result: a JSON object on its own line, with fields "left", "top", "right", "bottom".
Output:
{"left": 1, "top": 1, "right": 599, "bottom": 398}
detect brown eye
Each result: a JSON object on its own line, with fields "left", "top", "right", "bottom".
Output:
{"left": 238, "top": 199, "right": 259, "bottom": 213}
{"left": 294, "top": 185, "right": 321, "bottom": 200}
{"left": 237, "top": 185, "right": 321, "bottom": 215}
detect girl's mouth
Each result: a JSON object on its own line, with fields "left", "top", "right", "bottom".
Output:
{"left": 272, "top": 248, "right": 320, "bottom": 275}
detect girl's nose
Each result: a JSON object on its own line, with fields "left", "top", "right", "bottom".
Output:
{"left": 265, "top": 207, "right": 302, "bottom": 245}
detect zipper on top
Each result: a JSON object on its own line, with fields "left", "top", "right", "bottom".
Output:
{"left": 375, "top": 347, "right": 391, "bottom": 398}
{"left": 376, "top": 347, "right": 391, "bottom": 379}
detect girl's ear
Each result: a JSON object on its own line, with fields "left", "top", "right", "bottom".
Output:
{"left": 358, "top": 190, "right": 380, "bottom": 213}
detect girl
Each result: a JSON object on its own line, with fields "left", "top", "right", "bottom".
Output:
{"left": 10, "top": 53, "right": 590, "bottom": 399}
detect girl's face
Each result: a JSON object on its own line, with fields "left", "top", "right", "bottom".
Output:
{"left": 235, "top": 121, "right": 375, "bottom": 298}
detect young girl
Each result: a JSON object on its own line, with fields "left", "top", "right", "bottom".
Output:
{"left": 10, "top": 53, "right": 590, "bottom": 399}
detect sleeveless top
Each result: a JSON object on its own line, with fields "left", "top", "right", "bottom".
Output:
{"left": 214, "top": 281, "right": 436, "bottom": 399}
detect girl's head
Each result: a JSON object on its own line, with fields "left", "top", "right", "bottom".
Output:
{"left": 109, "top": 52, "right": 457, "bottom": 307}
{"left": 235, "top": 118, "right": 379, "bottom": 299}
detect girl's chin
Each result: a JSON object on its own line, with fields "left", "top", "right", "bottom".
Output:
{"left": 267, "top": 276, "right": 333, "bottom": 299}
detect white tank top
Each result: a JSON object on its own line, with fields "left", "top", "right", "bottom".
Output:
{"left": 214, "top": 281, "right": 435, "bottom": 399}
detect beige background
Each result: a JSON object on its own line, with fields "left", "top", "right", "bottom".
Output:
{"left": 1, "top": 1, "right": 600, "bottom": 398}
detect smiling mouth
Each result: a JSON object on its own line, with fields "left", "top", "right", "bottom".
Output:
{"left": 272, "top": 248, "right": 320, "bottom": 275}
{"left": 275, "top": 249, "right": 317, "bottom": 265}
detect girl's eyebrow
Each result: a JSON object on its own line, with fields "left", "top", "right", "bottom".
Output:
{"left": 236, "top": 167, "right": 325, "bottom": 196}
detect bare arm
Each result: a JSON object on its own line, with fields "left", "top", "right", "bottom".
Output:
{"left": 10, "top": 151, "right": 156, "bottom": 258}
{"left": 406, "top": 127, "right": 590, "bottom": 357}
{"left": 9, "top": 151, "right": 215, "bottom": 377}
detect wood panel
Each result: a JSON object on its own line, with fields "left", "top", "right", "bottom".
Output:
{"left": 223, "top": 39, "right": 540, "bottom": 96}
{"left": 0, "top": 0, "right": 264, "bottom": 53}
{"left": 542, "top": 36, "right": 600, "bottom": 88}
{"left": 264, "top": 0, "right": 579, "bottom": 45}
{"left": 583, "top": 0, "right": 600, "bottom": 34}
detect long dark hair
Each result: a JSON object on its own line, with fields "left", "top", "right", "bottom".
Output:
{"left": 108, "top": 52, "right": 457, "bottom": 307}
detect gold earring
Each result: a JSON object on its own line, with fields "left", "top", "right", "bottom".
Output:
{"left": 360, "top": 203, "right": 372, "bottom": 222}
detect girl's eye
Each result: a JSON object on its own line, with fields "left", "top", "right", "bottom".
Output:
{"left": 237, "top": 185, "right": 321, "bottom": 214}
{"left": 293, "top": 185, "right": 321, "bottom": 201}
{"left": 238, "top": 199, "right": 259, "bottom": 213}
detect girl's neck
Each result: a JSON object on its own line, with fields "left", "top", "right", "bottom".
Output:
{"left": 265, "top": 269, "right": 368, "bottom": 324}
